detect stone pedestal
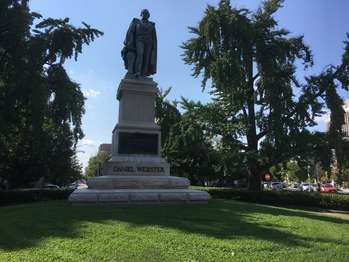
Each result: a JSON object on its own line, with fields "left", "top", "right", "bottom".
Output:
{"left": 69, "top": 78, "right": 210, "bottom": 204}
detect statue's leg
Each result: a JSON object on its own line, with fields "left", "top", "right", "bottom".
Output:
{"left": 135, "top": 41, "right": 144, "bottom": 76}
{"left": 126, "top": 51, "right": 136, "bottom": 74}
{"left": 142, "top": 41, "right": 153, "bottom": 76}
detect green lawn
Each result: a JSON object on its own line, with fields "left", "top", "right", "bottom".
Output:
{"left": 0, "top": 200, "right": 349, "bottom": 262}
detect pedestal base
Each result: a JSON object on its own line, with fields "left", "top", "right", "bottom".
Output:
{"left": 68, "top": 78, "right": 211, "bottom": 204}
{"left": 87, "top": 175, "right": 189, "bottom": 189}
{"left": 69, "top": 188, "right": 210, "bottom": 204}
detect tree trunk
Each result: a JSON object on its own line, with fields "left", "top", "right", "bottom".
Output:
{"left": 245, "top": 50, "right": 261, "bottom": 191}
{"left": 248, "top": 165, "right": 262, "bottom": 191}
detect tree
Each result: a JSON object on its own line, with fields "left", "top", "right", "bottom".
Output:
{"left": 0, "top": 0, "right": 103, "bottom": 187}
{"left": 155, "top": 88, "right": 181, "bottom": 147}
{"left": 85, "top": 151, "right": 110, "bottom": 178}
{"left": 155, "top": 89, "right": 220, "bottom": 185}
{"left": 182, "top": 0, "right": 349, "bottom": 191}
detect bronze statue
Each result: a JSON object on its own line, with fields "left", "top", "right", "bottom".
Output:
{"left": 122, "top": 9, "right": 157, "bottom": 78}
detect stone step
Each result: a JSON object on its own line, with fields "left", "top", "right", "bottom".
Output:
{"left": 88, "top": 176, "right": 189, "bottom": 189}
{"left": 69, "top": 188, "right": 210, "bottom": 204}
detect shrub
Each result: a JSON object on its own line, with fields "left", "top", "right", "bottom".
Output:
{"left": 199, "top": 187, "right": 349, "bottom": 211}
{"left": 0, "top": 189, "right": 74, "bottom": 206}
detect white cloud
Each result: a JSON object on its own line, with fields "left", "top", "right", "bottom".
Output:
{"left": 76, "top": 138, "right": 100, "bottom": 172}
{"left": 80, "top": 138, "right": 97, "bottom": 147}
{"left": 344, "top": 99, "right": 349, "bottom": 112}
{"left": 77, "top": 150, "right": 96, "bottom": 172}
{"left": 83, "top": 89, "right": 101, "bottom": 98}
{"left": 313, "top": 99, "right": 349, "bottom": 124}
{"left": 313, "top": 100, "right": 349, "bottom": 127}
{"left": 68, "top": 69, "right": 75, "bottom": 76}
{"left": 314, "top": 112, "right": 330, "bottom": 125}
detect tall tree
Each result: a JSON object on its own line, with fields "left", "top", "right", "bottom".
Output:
{"left": 85, "top": 151, "right": 110, "bottom": 178}
{"left": 182, "top": 0, "right": 349, "bottom": 190}
{"left": 155, "top": 88, "right": 181, "bottom": 147}
{"left": 0, "top": 0, "right": 103, "bottom": 187}
{"left": 155, "top": 89, "right": 219, "bottom": 185}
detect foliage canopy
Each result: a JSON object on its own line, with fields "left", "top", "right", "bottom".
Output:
{"left": 182, "top": 0, "right": 349, "bottom": 190}
{"left": 0, "top": 0, "right": 103, "bottom": 188}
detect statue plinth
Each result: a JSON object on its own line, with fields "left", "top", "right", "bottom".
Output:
{"left": 112, "top": 78, "right": 162, "bottom": 158}
{"left": 69, "top": 78, "right": 210, "bottom": 204}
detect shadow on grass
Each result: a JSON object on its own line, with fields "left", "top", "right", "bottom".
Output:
{"left": 0, "top": 199, "right": 348, "bottom": 251}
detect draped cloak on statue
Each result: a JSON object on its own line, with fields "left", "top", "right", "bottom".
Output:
{"left": 122, "top": 18, "right": 157, "bottom": 76}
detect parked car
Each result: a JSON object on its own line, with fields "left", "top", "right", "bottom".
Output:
{"left": 43, "top": 183, "right": 60, "bottom": 189}
{"left": 300, "top": 183, "right": 311, "bottom": 192}
{"left": 68, "top": 182, "right": 78, "bottom": 189}
{"left": 293, "top": 183, "right": 299, "bottom": 189}
{"left": 338, "top": 188, "right": 349, "bottom": 194}
{"left": 320, "top": 183, "right": 337, "bottom": 193}
{"left": 310, "top": 183, "right": 319, "bottom": 192}
{"left": 285, "top": 183, "right": 300, "bottom": 191}
{"left": 262, "top": 182, "right": 269, "bottom": 190}
{"left": 0, "top": 177, "right": 9, "bottom": 190}
{"left": 262, "top": 182, "right": 283, "bottom": 191}
{"left": 68, "top": 181, "right": 87, "bottom": 189}
{"left": 270, "top": 182, "right": 283, "bottom": 191}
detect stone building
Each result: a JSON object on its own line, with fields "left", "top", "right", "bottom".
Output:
{"left": 343, "top": 99, "right": 349, "bottom": 139}
{"left": 325, "top": 99, "right": 349, "bottom": 139}
{"left": 98, "top": 143, "right": 112, "bottom": 155}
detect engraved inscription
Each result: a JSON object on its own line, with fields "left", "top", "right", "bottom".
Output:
{"left": 113, "top": 166, "right": 165, "bottom": 173}
{"left": 113, "top": 166, "right": 135, "bottom": 172}
{"left": 136, "top": 167, "right": 164, "bottom": 172}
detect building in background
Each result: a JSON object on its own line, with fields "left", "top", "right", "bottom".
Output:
{"left": 326, "top": 99, "right": 349, "bottom": 139}
{"left": 343, "top": 99, "right": 349, "bottom": 139}
{"left": 98, "top": 143, "right": 112, "bottom": 155}
{"left": 320, "top": 99, "right": 349, "bottom": 183}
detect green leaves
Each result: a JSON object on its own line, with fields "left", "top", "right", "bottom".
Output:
{"left": 47, "top": 64, "right": 85, "bottom": 142}
{"left": 156, "top": 89, "right": 221, "bottom": 184}
{"left": 85, "top": 151, "right": 110, "bottom": 177}
{"left": 182, "top": 0, "right": 349, "bottom": 190}
{"left": 0, "top": 0, "right": 102, "bottom": 187}
{"left": 34, "top": 18, "right": 103, "bottom": 63}
{"left": 255, "top": 0, "right": 283, "bottom": 28}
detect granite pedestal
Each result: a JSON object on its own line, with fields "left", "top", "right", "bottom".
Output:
{"left": 69, "top": 78, "right": 210, "bottom": 204}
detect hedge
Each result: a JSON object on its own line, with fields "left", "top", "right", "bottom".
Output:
{"left": 2, "top": 187, "right": 349, "bottom": 211}
{"left": 199, "top": 187, "right": 349, "bottom": 211}
{"left": 0, "top": 189, "right": 74, "bottom": 206}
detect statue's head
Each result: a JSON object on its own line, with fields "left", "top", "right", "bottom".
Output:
{"left": 141, "top": 9, "right": 150, "bottom": 20}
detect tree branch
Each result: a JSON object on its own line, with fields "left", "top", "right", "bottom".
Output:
{"left": 256, "top": 129, "right": 268, "bottom": 141}
{"left": 252, "top": 72, "right": 260, "bottom": 83}
{"left": 284, "top": 65, "right": 344, "bottom": 122}
{"left": 242, "top": 105, "right": 248, "bottom": 119}
{"left": 0, "top": 50, "right": 8, "bottom": 68}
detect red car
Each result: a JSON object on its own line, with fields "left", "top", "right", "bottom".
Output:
{"left": 320, "top": 183, "right": 337, "bottom": 193}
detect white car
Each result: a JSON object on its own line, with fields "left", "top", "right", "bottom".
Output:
{"left": 338, "top": 188, "right": 349, "bottom": 194}
{"left": 270, "top": 182, "right": 283, "bottom": 191}
{"left": 263, "top": 182, "right": 283, "bottom": 191}
{"left": 300, "top": 183, "right": 311, "bottom": 191}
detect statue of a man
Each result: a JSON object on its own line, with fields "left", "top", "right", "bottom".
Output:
{"left": 122, "top": 9, "right": 157, "bottom": 78}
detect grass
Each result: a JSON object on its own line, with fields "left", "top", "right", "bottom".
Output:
{"left": 0, "top": 200, "right": 349, "bottom": 262}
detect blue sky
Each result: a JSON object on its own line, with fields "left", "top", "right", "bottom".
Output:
{"left": 29, "top": 0, "right": 349, "bottom": 170}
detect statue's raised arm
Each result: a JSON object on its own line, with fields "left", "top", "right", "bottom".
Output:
{"left": 121, "top": 9, "right": 157, "bottom": 79}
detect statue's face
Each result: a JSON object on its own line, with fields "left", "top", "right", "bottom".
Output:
{"left": 141, "top": 9, "right": 150, "bottom": 20}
